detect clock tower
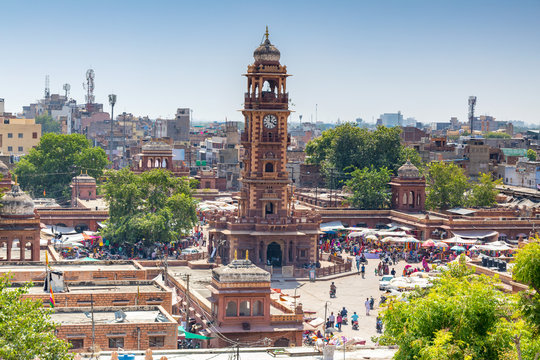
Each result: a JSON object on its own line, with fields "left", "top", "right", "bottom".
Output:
{"left": 239, "top": 27, "right": 291, "bottom": 219}
{"left": 207, "top": 29, "right": 320, "bottom": 268}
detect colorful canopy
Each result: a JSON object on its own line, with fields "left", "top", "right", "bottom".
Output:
{"left": 178, "top": 326, "right": 213, "bottom": 340}
{"left": 422, "top": 240, "right": 436, "bottom": 247}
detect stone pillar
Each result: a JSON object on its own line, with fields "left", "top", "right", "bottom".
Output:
{"left": 6, "top": 241, "right": 11, "bottom": 261}
{"left": 282, "top": 241, "right": 287, "bottom": 266}
{"left": 20, "top": 241, "right": 25, "bottom": 261}
{"left": 32, "top": 241, "right": 40, "bottom": 261}
{"left": 254, "top": 245, "right": 260, "bottom": 265}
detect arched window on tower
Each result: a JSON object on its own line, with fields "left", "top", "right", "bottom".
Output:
{"left": 265, "top": 163, "right": 274, "bottom": 173}
{"left": 409, "top": 191, "right": 414, "bottom": 207}
{"left": 265, "top": 202, "right": 274, "bottom": 215}
{"left": 402, "top": 193, "right": 408, "bottom": 205}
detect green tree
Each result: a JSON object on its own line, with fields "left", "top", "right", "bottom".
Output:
{"left": 399, "top": 146, "right": 423, "bottom": 170}
{"left": 305, "top": 124, "right": 422, "bottom": 187}
{"left": 0, "top": 275, "right": 72, "bottom": 360}
{"left": 344, "top": 166, "right": 392, "bottom": 209}
{"left": 35, "top": 114, "right": 62, "bottom": 134}
{"left": 425, "top": 162, "right": 469, "bottom": 210}
{"left": 512, "top": 236, "right": 540, "bottom": 334}
{"left": 101, "top": 168, "right": 198, "bottom": 247}
{"left": 378, "top": 261, "right": 512, "bottom": 360}
{"left": 469, "top": 172, "right": 502, "bottom": 207}
{"left": 14, "top": 133, "right": 108, "bottom": 201}
{"left": 526, "top": 149, "right": 537, "bottom": 161}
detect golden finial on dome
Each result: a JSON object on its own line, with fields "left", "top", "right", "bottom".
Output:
{"left": 265, "top": 26, "right": 269, "bottom": 41}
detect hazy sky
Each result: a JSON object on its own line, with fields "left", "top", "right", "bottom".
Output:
{"left": 1, "top": 0, "right": 539, "bottom": 125}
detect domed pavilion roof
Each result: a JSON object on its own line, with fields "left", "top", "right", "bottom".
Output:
{"left": 72, "top": 172, "right": 96, "bottom": 184}
{"left": 0, "top": 184, "right": 35, "bottom": 218}
{"left": 253, "top": 27, "right": 280, "bottom": 63}
{"left": 397, "top": 160, "right": 421, "bottom": 179}
{"left": 142, "top": 141, "right": 172, "bottom": 152}
{"left": 212, "top": 259, "right": 270, "bottom": 284}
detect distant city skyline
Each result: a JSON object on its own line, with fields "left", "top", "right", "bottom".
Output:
{"left": 1, "top": 0, "right": 539, "bottom": 125}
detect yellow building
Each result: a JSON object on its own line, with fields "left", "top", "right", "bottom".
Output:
{"left": 0, "top": 118, "right": 41, "bottom": 155}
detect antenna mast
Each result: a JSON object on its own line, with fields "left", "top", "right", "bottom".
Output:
{"left": 63, "top": 83, "right": 71, "bottom": 99}
{"left": 44, "top": 75, "right": 50, "bottom": 99}
{"left": 84, "top": 69, "right": 95, "bottom": 110}
{"left": 468, "top": 96, "right": 477, "bottom": 134}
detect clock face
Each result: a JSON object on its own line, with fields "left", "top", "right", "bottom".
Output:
{"left": 263, "top": 114, "right": 277, "bottom": 129}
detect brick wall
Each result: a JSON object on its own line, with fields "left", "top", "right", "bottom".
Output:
{"left": 54, "top": 306, "right": 177, "bottom": 352}
{"left": 21, "top": 281, "right": 172, "bottom": 314}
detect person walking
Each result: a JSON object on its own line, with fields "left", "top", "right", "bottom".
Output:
{"left": 361, "top": 263, "right": 366, "bottom": 279}
{"left": 391, "top": 268, "right": 396, "bottom": 276}
{"left": 336, "top": 313, "right": 343, "bottom": 331}
{"left": 328, "top": 312, "right": 335, "bottom": 328}
{"left": 355, "top": 254, "right": 361, "bottom": 273}
{"left": 365, "top": 298, "right": 370, "bottom": 316}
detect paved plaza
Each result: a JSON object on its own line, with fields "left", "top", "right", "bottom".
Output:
{"left": 272, "top": 258, "right": 409, "bottom": 344}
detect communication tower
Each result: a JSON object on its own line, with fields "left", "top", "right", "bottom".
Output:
{"left": 83, "top": 69, "right": 95, "bottom": 107}
{"left": 468, "top": 96, "right": 477, "bottom": 133}
{"left": 63, "top": 83, "right": 71, "bottom": 99}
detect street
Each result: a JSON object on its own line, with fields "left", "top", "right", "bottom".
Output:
{"left": 272, "top": 257, "right": 408, "bottom": 344}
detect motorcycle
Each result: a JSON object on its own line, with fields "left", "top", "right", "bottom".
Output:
{"left": 330, "top": 288, "right": 336, "bottom": 298}
{"left": 341, "top": 315, "right": 348, "bottom": 325}
{"left": 379, "top": 295, "right": 387, "bottom": 306}
{"left": 352, "top": 320, "right": 359, "bottom": 330}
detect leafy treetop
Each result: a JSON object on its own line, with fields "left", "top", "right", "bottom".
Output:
{"left": 14, "top": 133, "right": 108, "bottom": 201}
{"left": 100, "top": 168, "right": 198, "bottom": 247}
{"left": 0, "top": 275, "right": 72, "bottom": 360}
{"left": 35, "top": 114, "right": 62, "bottom": 135}
{"left": 305, "top": 124, "right": 422, "bottom": 187}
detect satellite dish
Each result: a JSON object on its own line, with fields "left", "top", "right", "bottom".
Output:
{"left": 113, "top": 310, "right": 127, "bottom": 323}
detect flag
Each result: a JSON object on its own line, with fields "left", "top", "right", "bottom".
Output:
{"left": 49, "top": 287, "right": 55, "bottom": 308}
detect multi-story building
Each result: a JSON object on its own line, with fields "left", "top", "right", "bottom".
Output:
{"left": 465, "top": 139, "right": 490, "bottom": 180}
{"left": 154, "top": 108, "right": 191, "bottom": 142}
{"left": 378, "top": 112, "right": 403, "bottom": 127}
{"left": 503, "top": 160, "right": 540, "bottom": 189}
{"left": 0, "top": 118, "right": 41, "bottom": 155}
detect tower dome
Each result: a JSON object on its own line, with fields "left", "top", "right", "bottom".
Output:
{"left": 397, "top": 160, "right": 421, "bottom": 179}
{"left": 253, "top": 27, "right": 280, "bottom": 63}
{"left": 0, "top": 184, "right": 35, "bottom": 218}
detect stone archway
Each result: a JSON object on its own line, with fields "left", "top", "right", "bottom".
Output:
{"left": 267, "top": 242, "right": 282, "bottom": 267}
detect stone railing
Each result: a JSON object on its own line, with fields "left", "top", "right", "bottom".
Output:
{"left": 270, "top": 313, "right": 303, "bottom": 324}
{"left": 294, "top": 262, "right": 352, "bottom": 278}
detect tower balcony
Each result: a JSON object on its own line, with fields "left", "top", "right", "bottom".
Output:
{"left": 244, "top": 92, "right": 289, "bottom": 110}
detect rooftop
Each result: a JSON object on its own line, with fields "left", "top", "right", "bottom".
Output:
{"left": 51, "top": 307, "right": 170, "bottom": 325}
{"left": 22, "top": 281, "right": 164, "bottom": 295}
{"left": 0, "top": 262, "right": 138, "bottom": 272}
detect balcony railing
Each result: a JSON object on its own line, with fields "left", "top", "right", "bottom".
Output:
{"left": 244, "top": 92, "right": 289, "bottom": 110}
